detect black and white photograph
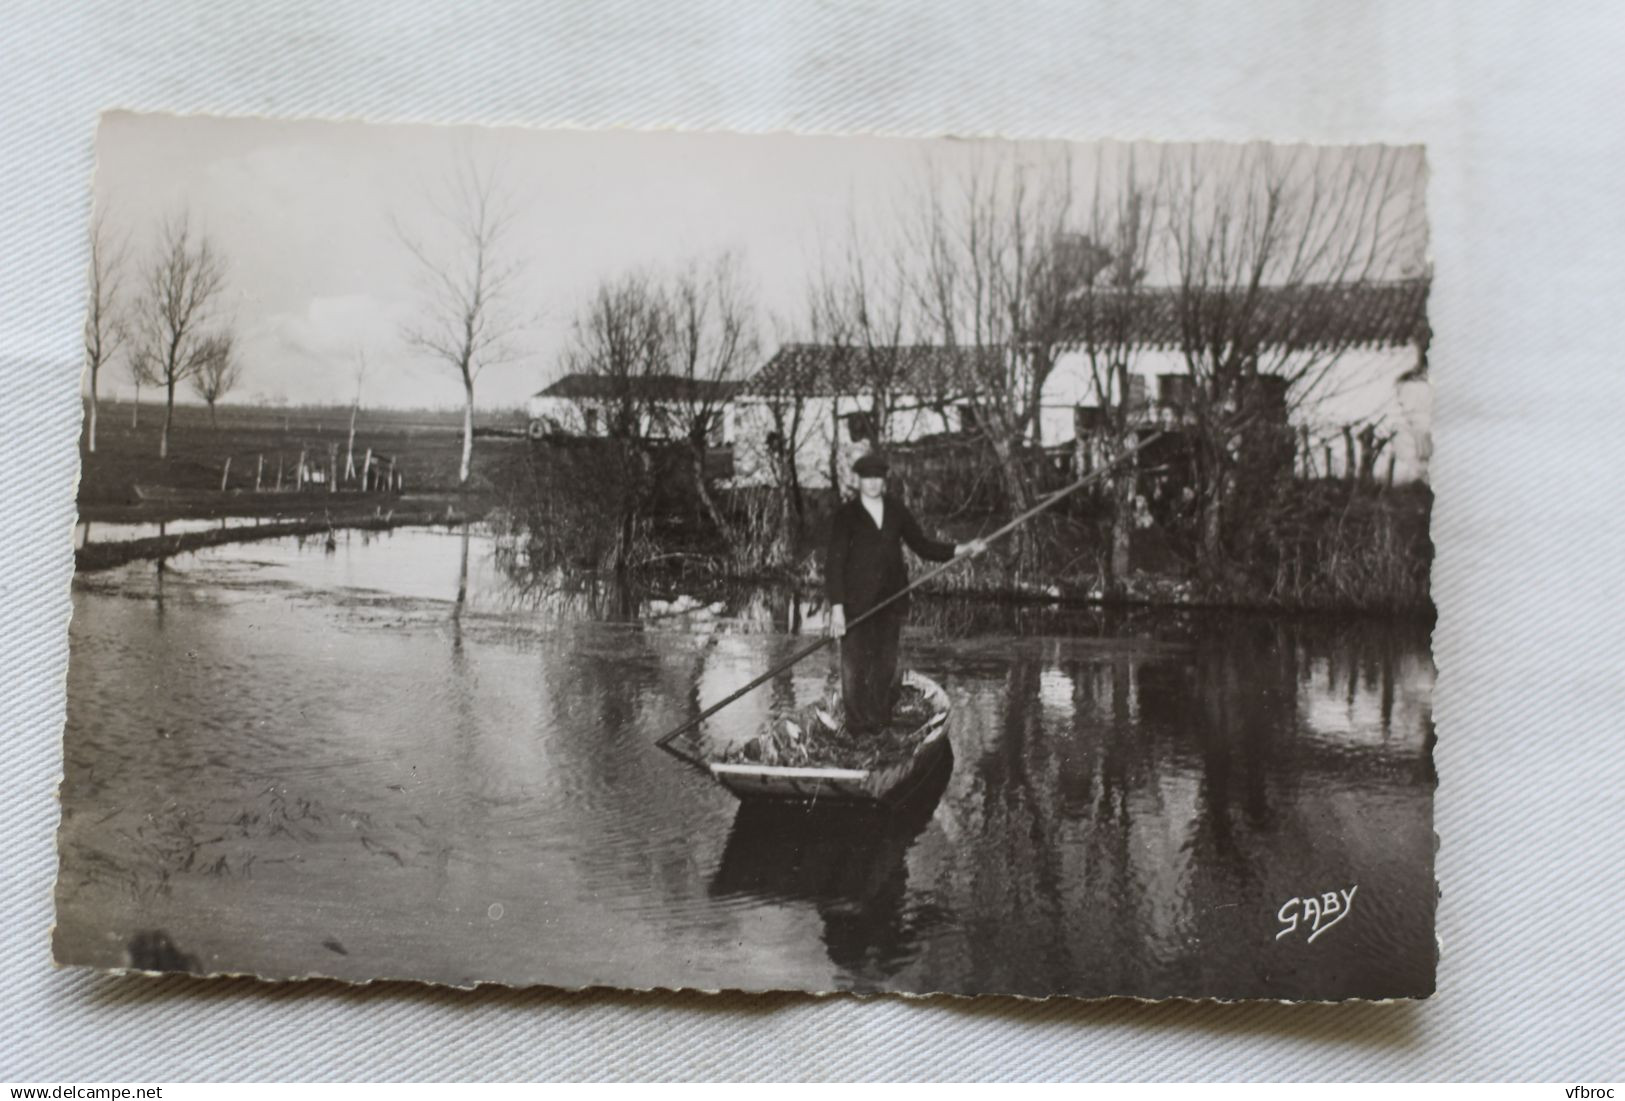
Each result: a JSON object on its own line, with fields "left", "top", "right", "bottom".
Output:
{"left": 57, "top": 112, "right": 1436, "bottom": 1001}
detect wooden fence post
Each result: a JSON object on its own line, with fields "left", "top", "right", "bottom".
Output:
{"left": 328, "top": 443, "right": 338, "bottom": 494}
{"left": 255, "top": 454, "right": 264, "bottom": 493}
{"left": 362, "top": 447, "right": 373, "bottom": 492}
{"left": 276, "top": 454, "right": 284, "bottom": 492}
{"left": 220, "top": 456, "right": 232, "bottom": 493}
{"left": 296, "top": 448, "right": 307, "bottom": 491}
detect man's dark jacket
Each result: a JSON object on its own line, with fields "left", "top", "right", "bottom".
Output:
{"left": 826, "top": 494, "right": 955, "bottom": 619}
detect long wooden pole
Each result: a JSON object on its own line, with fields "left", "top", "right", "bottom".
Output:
{"left": 654, "top": 434, "right": 1158, "bottom": 761}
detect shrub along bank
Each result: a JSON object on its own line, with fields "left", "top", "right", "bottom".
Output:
{"left": 495, "top": 439, "right": 1433, "bottom": 616}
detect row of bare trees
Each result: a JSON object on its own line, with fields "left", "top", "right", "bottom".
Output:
{"left": 765, "top": 143, "right": 1426, "bottom": 582}
{"left": 494, "top": 143, "right": 1421, "bottom": 585}
{"left": 85, "top": 143, "right": 1423, "bottom": 593}
{"left": 85, "top": 160, "right": 509, "bottom": 479}
{"left": 84, "top": 212, "right": 241, "bottom": 457}
{"left": 1161, "top": 146, "right": 1425, "bottom": 578}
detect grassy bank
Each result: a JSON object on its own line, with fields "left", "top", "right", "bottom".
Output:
{"left": 492, "top": 440, "right": 1434, "bottom": 616}
{"left": 734, "top": 496, "right": 1432, "bottom": 616}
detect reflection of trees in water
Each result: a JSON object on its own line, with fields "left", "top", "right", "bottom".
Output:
{"left": 929, "top": 613, "right": 1434, "bottom": 998}
{"left": 453, "top": 522, "right": 471, "bottom": 627}
{"left": 952, "top": 657, "right": 1079, "bottom": 992}
{"left": 709, "top": 754, "right": 952, "bottom": 991}
{"left": 153, "top": 554, "right": 167, "bottom": 621}
{"left": 1062, "top": 653, "right": 1168, "bottom": 983}
{"left": 428, "top": 523, "right": 486, "bottom": 905}
{"left": 1307, "top": 615, "right": 1432, "bottom": 754}
{"left": 375, "top": 535, "right": 1435, "bottom": 997}
{"left": 1131, "top": 620, "right": 1295, "bottom": 988}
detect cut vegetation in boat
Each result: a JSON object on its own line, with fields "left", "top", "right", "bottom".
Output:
{"left": 703, "top": 672, "right": 952, "bottom": 805}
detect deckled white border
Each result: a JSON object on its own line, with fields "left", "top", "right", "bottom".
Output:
{"left": 5, "top": 0, "right": 1621, "bottom": 1082}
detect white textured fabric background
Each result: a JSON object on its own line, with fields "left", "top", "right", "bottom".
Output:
{"left": 3, "top": 0, "right": 1622, "bottom": 1082}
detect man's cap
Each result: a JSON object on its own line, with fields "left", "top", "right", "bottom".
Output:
{"left": 853, "top": 452, "right": 890, "bottom": 477}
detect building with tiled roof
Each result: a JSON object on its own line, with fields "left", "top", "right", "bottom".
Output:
{"left": 526, "top": 373, "right": 740, "bottom": 445}
{"left": 729, "top": 279, "right": 1431, "bottom": 490}
{"left": 744, "top": 344, "right": 1003, "bottom": 399}
{"left": 1065, "top": 279, "right": 1430, "bottom": 351}
{"left": 528, "top": 279, "right": 1431, "bottom": 487}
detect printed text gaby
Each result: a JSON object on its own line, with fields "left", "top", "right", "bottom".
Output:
{"left": 1276, "top": 886, "right": 1358, "bottom": 943}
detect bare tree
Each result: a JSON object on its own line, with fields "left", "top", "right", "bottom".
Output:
{"left": 126, "top": 346, "right": 155, "bottom": 428}
{"left": 806, "top": 218, "right": 919, "bottom": 451}
{"left": 83, "top": 210, "right": 127, "bottom": 453}
{"left": 1073, "top": 152, "right": 1163, "bottom": 586}
{"left": 667, "top": 253, "right": 758, "bottom": 544}
{"left": 745, "top": 316, "right": 822, "bottom": 548}
{"left": 132, "top": 215, "right": 228, "bottom": 457}
{"left": 759, "top": 367, "right": 814, "bottom": 542}
{"left": 345, "top": 346, "right": 368, "bottom": 482}
{"left": 190, "top": 331, "right": 242, "bottom": 427}
{"left": 559, "top": 271, "right": 668, "bottom": 569}
{"left": 395, "top": 155, "right": 523, "bottom": 486}
{"left": 563, "top": 271, "right": 668, "bottom": 438}
{"left": 907, "top": 151, "right": 1084, "bottom": 565}
{"left": 1163, "top": 144, "right": 1427, "bottom": 576}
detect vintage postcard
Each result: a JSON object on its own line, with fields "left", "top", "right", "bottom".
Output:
{"left": 56, "top": 112, "right": 1436, "bottom": 1000}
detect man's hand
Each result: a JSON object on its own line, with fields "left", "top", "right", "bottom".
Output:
{"left": 829, "top": 604, "right": 846, "bottom": 639}
{"left": 954, "top": 538, "right": 989, "bottom": 558}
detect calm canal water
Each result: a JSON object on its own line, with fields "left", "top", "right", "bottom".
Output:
{"left": 57, "top": 526, "right": 1436, "bottom": 999}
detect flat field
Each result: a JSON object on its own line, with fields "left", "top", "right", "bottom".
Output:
{"left": 78, "top": 400, "right": 529, "bottom": 519}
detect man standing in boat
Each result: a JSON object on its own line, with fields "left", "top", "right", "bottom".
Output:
{"left": 826, "top": 451, "right": 985, "bottom": 733}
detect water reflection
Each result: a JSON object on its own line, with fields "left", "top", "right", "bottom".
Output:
{"left": 75, "top": 516, "right": 270, "bottom": 548}
{"left": 710, "top": 749, "right": 953, "bottom": 991}
{"left": 921, "top": 616, "right": 1435, "bottom": 999}
{"left": 58, "top": 526, "right": 1435, "bottom": 999}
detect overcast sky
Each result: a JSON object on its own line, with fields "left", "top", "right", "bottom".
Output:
{"left": 93, "top": 113, "right": 1424, "bottom": 413}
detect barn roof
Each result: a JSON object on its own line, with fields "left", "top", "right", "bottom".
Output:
{"left": 745, "top": 280, "right": 1429, "bottom": 397}
{"left": 1070, "top": 279, "right": 1430, "bottom": 351}
{"left": 744, "top": 344, "right": 1004, "bottom": 398}
{"left": 534, "top": 373, "right": 742, "bottom": 402}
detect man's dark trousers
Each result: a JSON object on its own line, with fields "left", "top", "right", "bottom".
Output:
{"left": 825, "top": 491, "right": 955, "bottom": 732}
{"left": 840, "top": 605, "right": 904, "bottom": 733}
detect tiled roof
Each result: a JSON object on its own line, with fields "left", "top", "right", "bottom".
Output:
{"left": 744, "top": 281, "right": 1427, "bottom": 397}
{"left": 1070, "top": 279, "right": 1430, "bottom": 351}
{"left": 534, "top": 373, "right": 742, "bottom": 402}
{"left": 744, "top": 344, "right": 1003, "bottom": 398}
